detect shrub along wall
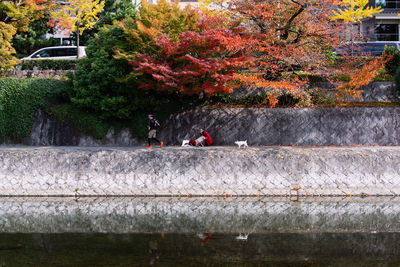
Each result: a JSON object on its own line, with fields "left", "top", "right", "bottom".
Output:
{"left": 17, "top": 59, "right": 78, "bottom": 70}
{"left": 0, "top": 78, "right": 70, "bottom": 142}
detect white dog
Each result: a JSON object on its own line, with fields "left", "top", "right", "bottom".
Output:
{"left": 234, "top": 140, "right": 248, "bottom": 148}
{"left": 181, "top": 140, "right": 190, "bottom": 147}
{"left": 235, "top": 233, "right": 249, "bottom": 241}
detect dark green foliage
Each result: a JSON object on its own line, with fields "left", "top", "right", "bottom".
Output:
{"left": 18, "top": 59, "right": 78, "bottom": 70}
{"left": 373, "top": 69, "right": 395, "bottom": 82}
{"left": 277, "top": 94, "right": 300, "bottom": 106}
{"left": 333, "top": 74, "right": 350, "bottom": 82}
{"left": 394, "top": 67, "right": 400, "bottom": 96}
{"left": 49, "top": 103, "right": 110, "bottom": 139}
{"left": 13, "top": 38, "right": 59, "bottom": 59}
{"left": 0, "top": 78, "right": 70, "bottom": 141}
{"left": 383, "top": 46, "right": 400, "bottom": 76}
{"left": 71, "top": 26, "right": 135, "bottom": 119}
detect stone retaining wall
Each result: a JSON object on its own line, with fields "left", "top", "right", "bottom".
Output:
{"left": 0, "top": 146, "right": 399, "bottom": 196}
{"left": 3, "top": 69, "right": 72, "bottom": 79}
{"left": 161, "top": 107, "right": 400, "bottom": 146}
{"left": 4, "top": 107, "right": 400, "bottom": 146}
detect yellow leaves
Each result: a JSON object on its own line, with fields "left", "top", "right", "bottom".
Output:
{"left": 1, "top": 0, "right": 49, "bottom": 31}
{"left": 138, "top": 0, "right": 199, "bottom": 41}
{"left": 51, "top": 0, "right": 105, "bottom": 35}
{"left": 199, "top": 0, "right": 231, "bottom": 17}
{"left": 0, "top": 0, "right": 52, "bottom": 72}
{"left": 0, "top": 22, "right": 19, "bottom": 74}
{"left": 331, "top": 0, "right": 382, "bottom": 23}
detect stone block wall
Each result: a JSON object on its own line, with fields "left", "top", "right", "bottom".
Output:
{"left": 3, "top": 69, "right": 72, "bottom": 79}
{"left": 161, "top": 107, "right": 400, "bottom": 146}
{"left": 0, "top": 146, "right": 399, "bottom": 196}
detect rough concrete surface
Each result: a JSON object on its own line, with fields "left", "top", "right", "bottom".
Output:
{"left": 0, "top": 146, "right": 399, "bottom": 196}
{"left": 3, "top": 107, "right": 400, "bottom": 147}
{"left": 161, "top": 107, "right": 400, "bottom": 146}
{"left": 1, "top": 197, "right": 400, "bottom": 233}
{"left": 24, "top": 110, "right": 142, "bottom": 146}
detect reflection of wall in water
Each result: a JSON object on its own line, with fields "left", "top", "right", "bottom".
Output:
{"left": 1, "top": 197, "right": 400, "bottom": 233}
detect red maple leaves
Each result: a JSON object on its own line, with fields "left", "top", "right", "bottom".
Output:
{"left": 129, "top": 15, "right": 253, "bottom": 96}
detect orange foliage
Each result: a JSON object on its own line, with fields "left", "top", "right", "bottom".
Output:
{"left": 335, "top": 57, "right": 388, "bottom": 101}
{"left": 217, "top": 0, "right": 375, "bottom": 105}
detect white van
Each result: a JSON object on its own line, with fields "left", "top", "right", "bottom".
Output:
{"left": 21, "top": 46, "right": 86, "bottom": 60}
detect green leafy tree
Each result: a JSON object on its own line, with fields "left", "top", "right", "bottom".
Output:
{"left": 72, "top": 25, "right": 135, "bottom": 119}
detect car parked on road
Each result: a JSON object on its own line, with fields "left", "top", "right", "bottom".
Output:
{"left": 21, "top": 46, "right": 86, "bottom": 60}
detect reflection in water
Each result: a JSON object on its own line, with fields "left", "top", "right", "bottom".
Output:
{"left": 1, "top": 197, "right": 400, "bottom": 233}
{"left": 1, "top": 233, "right": 400, "bottom": 266}
{"left": 1, "top": 197, "right": 400, "bottom": 266}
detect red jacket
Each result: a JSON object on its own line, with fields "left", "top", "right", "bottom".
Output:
{"left": 201, "top": 130, "right": 213, "bottom": 146}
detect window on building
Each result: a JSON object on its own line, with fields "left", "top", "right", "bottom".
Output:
{"left": 376, "top": 0, "right": 400, "bottom": 8}
{"left": 375, "top": 24, "right": 399, "bottom": 41}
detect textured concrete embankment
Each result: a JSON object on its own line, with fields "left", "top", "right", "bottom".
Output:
{"left": 5, "top": 107, "right": 400, "bottom": 146}
{"left": 1, "top": 197, "right": 400, "bottom": 233}
{"left": 0, "top": 146, "right": 399, "bottom": 196}
{"left": 161, "top": 107, "right": 400, "bottom": 146}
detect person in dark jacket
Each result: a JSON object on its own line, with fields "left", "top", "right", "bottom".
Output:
{"left": 147, "top": 114, "right": 163, "bottom": 148}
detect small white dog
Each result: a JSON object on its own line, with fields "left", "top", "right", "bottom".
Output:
{"left": 234, "top": 140, "right": 248, "bottom": 148}
{"left": 181, "top": 140, "right": 190, "bottom": 147}
{"left": 236, "top": 233, "right": 249, "bottom": 241}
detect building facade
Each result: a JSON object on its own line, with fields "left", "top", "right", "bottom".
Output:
{"left": 361, "top": 0, "right": 400, "bottom": 41}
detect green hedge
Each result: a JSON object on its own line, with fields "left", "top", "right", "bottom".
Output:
{"left": 0, "top": 78, "right": 71, "bottom": 141}
{"left": 17, "top": 59, "right": 78, "bottom": 70}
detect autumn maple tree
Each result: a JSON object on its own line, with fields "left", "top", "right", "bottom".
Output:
{"left": 0, "top": 0, "right": 53, "bottom": 73}
{"left": 331, "top": 0, "right": 385, "bottom": 101}
{"left": 131, "top": 22, "right": 253, "bottom": 95}
{"left": 117, "top": 0, "right": 252, "bottom": 96}
{"left": 208, "top": 0, "right": 385, "bottom": 106}
{"left": 49, "top": 0, "right": 105, "bottom": 57}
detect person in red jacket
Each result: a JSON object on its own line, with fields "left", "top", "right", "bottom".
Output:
{"left": 189, "top": 129, "right": 213, "bottom": 146}
{"left": 201, "top": 129, "right": 213, "bottom": 146}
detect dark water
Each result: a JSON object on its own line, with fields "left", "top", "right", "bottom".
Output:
{"left": 1, "top": 233, "right": 400, "bottom": 266}
{"left": 2, "top": 197, "right": 400, "bottom": 266}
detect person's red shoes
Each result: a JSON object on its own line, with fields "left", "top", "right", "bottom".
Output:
{"left": 146, "top": 143, "right": 163, "bottom": 148}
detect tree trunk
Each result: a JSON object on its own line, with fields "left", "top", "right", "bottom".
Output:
{"left": 76, "top": 30, "right": 80, "bottom": 59}
{"left": 76, "top": 20, "right": 80, "bottom": 59}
